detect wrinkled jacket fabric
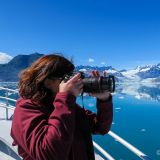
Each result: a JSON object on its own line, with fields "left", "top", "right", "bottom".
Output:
{"left": 11, "top": 92, "right": 113, "bottom": 160}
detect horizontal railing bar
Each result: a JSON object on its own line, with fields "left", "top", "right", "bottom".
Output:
{"left": 0, "top": 87, "right": 18, "bottom": 93}
{"left": 0, "top": 137, "right": 21, "bottom": 158}
{"left": 108, "top": 131, "right": 151, "bottom": 160}
{"left": 0, "top": 96, "right": 17, "bottom": 102}
{"left": 93, "top": 141, "right": 115, "bottom": 160}
{"left": 0, "top": 103, "right": 15, "bottom": 110}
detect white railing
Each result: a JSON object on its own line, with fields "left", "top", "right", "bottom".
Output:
{"left": 93, "top": 141, "right": 115, "bottom": 160}
{"left": 107, "top": 131, "right": 151, "bottom": 160}
{"left": 0, "top": 87, "right": 152, "bottom": 160}
{"left": 0, "top": 87, "right": 18, "bottom": 93}
{"left": 0, "top": 87, "right": 18, "bottom": 120}
{"left": 0, "top": 137, "right": 21, "bottom": 159}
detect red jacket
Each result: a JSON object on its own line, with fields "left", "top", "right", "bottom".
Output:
{"left": 11, "top": 92, "right": 113, "bottom": 160}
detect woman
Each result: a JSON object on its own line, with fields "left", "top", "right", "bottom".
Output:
{"left": 11, "top": 54, "right": 113, "bottom": 160}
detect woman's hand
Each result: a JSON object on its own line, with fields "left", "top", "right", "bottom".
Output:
{"left": 89, "top": 70, "right": 111, "bottom": 101}
{"left": 59, "top": 73, "right": 83, "bottom": 97}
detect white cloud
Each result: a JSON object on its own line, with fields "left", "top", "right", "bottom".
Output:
{"left": 0, "top": 52, "right": 13, "bottom": 64}
{"left": 101, "top": 62, "right": 106, "bottom": 65}
{"left": 88, "top": 58, "right": 94, "bottom": 62}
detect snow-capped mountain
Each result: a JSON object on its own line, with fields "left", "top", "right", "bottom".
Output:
{"left": 76, "top": 65, "right": 125, "bottom": 82}
{"left": 76, "top": 63, "right": 160, "bottom": 83}
{"left": 120, "top": 66, "right": 141, "bottom": 81}
{"left": 120, "top": 64, "right": 160, "bottom": 83}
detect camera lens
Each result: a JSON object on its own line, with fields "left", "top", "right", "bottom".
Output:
{"left": 82, "top": 75, "right": 115, "bottom": 93}
{"left": 101, "top": 75, "right": 115, "bottom": 92}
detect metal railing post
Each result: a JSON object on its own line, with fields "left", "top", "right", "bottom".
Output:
{"left": 5, "top": 91, "right": 9, "bottom": 120}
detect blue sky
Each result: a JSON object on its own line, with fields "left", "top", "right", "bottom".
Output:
{"left": 0, "top": 0, "right": 160, "bottom": 69}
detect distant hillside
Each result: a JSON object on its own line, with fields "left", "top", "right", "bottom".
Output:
{"left": 0, "top": 53, "right": 159, "bottom": 82}
{"left": 0, "top": 53, "right": 44, "bottom": 82}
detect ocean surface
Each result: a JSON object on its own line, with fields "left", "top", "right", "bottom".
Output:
{"left": 0, "top": 82, "right": 160, "bottom": 160}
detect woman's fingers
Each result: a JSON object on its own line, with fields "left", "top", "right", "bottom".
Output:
{"left": 59, "top": 73, "right": 84, "bottom": 96}
{"left": 103, "top": 70, "right": 107, "bottom": 77}
{"left": 67, "top": 73, "right": 81, "bottom": 83}
{"left": 92, "top": 70, "right": 107, "bottom": 77}
{"left": 92, "top": 70, "right": 96, "bottom": 76}
{"left": 95, "top": 70, "right": 99, "bottom": 76}
{"left": 92, "top": 70, "right": 99, "bottom": 77}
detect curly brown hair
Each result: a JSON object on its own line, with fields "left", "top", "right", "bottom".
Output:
{"left": 18, "top": 54, "right": 75, "bottom": 104}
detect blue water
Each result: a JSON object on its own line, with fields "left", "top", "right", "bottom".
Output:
{"left": 76, "top": 85, "right": 160, "bottom": 160}
{"left": 1, "top": 83, "right": 160, "bottom": 160}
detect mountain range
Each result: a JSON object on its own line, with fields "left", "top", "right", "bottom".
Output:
{"left": 0, "top": 53, "right": 43, "bottom": 81}
{"left": 0, "top": 53, "right": 159, "bottom": 83}
{"left": 77, "top": 64, "right": 160, "bottom": 83}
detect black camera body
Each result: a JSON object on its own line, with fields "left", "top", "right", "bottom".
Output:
{"left": 64, "top": 71, "right": 115, "bottom": 93}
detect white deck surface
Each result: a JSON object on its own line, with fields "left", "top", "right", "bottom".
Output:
{"left": 0, "top": 106, "right": 13, "bottom": 145}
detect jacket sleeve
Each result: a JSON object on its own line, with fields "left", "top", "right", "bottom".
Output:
{"left": 84, "top": 95, "right": 113, "bottom": 135}
{"left": 11, "top": 92, "right": 76, "bottom": 160}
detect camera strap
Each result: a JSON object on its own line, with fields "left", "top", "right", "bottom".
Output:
{"left": 81, "top": 92, "right": 85, "bottom": 109}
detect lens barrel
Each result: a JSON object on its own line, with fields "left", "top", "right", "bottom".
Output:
{"left": 82, "top": 75, "right": 115, "bottom": 93}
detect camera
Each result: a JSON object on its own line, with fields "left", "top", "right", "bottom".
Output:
{"left": 63, "top": 71, "right": 115, "bottom": 93}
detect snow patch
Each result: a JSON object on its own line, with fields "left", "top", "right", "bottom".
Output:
{"left": 0, "top": 52, "right": 13, "bottom": 64}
